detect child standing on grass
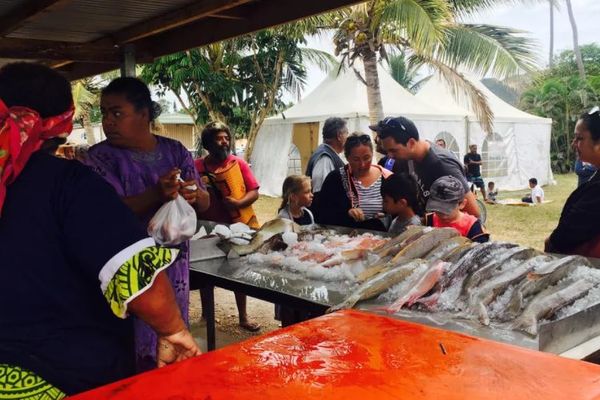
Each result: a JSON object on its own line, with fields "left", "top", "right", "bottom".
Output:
{"left": 380, "top": 173, "right": 422, "bottom": 234}
{"left": 278, "top": 175, "right": 315, "bottom": 225}
{"left": 425, "top": 176, "right": 490, "bottom": 243}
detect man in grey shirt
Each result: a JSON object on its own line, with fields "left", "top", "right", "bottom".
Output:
{"left": 305, "top": 117, "right": 348, "bottom": 192}
{"left": 371, "top": 116, "right": 480, "bottom": 219}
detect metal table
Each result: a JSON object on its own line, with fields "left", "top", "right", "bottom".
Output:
{"left": 189, "top": 256, "right": 351, "bottom": 350}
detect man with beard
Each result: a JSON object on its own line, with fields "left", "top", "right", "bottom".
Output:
{"left": 194, "top": 121, "right": 261, "bottom": 332}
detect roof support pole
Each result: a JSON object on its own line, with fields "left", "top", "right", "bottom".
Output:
{"left": 120, "top": 44, "right": 136, "bottom": 77}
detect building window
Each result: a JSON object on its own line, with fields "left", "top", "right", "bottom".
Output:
{"left": 434, "top": 132, "right": 460, "bottom": 159}
{"left": 287, "top": 144, "right": 302, "bottom": 176}
{"left": 482, "top": 132, "right": 508, "bottom": 178}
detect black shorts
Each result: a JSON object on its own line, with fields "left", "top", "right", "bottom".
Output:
{"left": 468, "top": 175, "right": 485, "bottom": 189}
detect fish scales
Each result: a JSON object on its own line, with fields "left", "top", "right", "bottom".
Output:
{"left": 328, "top": 260, "right": 425, "bottom": 312}
{"left": 511, "top": 279, "right": 595, "bottom": 336}
{"left": 468, "top": 255, "right": 552, "bottom": 325}
{"left": 424, "top": 236, "right": 470, "bottom": 262}
{"left": 391, "top": 228, "right": 459, "bottom": 263}
{"left": 503, "top": 255, "right": 590, "bottom": 320}
{"left": 462, "top": 247, "right": 539, "bottom": 295}
{"left": 385, "top": 261, "right": 448, "bottom": 313}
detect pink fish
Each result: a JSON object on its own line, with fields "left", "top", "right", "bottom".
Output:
{"left": 385, "top": 261, "right": 447, "bottom": 314}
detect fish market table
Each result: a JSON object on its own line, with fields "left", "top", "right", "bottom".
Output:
{"left": 189, "top": 256, "right": 350, "bottom": 350}
{"left": 71, "top": 310, "right": 600, "bottom": 400}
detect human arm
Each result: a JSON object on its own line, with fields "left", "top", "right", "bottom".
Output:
{"left": 224, "top": 189, "right": 259, "bottom": 210}
{"left": 122, "top": 168, "right": 180, "bottom": 217}
{"left": 62, "top": 165, "right": 200, "bottom": 367}
{"left": 127, "top": 272, "right": 200, "bottom": 366}
{"left": 311, "top": 156, "right": 335, "bottom": 193}
{"left": 462, "top": 191, "right": 481, "bottom": 219}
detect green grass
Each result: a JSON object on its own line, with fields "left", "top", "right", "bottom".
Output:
{"left": 254, "top": 173, "right": 577, "bottom": 251}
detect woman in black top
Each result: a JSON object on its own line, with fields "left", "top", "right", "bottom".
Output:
{"left": 0, "top": 63, "right": 200, "bottom": 398}
{"left": 317, "top": 133, "right": 391, "bottom": 231}
{"left": 546, "top": 107, "right": 600, "bottom": 257}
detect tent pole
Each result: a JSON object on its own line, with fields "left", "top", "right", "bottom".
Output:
{"left": 464, "top": 116, "right": 470, "bottom": 153}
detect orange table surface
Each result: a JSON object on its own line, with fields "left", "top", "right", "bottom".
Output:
{"left": 71, "top": 310, "right": 600, "bottom": 400}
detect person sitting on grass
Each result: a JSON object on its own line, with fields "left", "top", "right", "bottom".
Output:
{"left": 381, "top": 173, "right": 422, "bottom": 234}
{"left": 424, "top": 176, "right": 490, "bottom": 243}
{"left": 486, "top": 181, "right": 498, "bottom": 204}
{"left": 278, "top": 175, "right": 315, "bottom": 225}
{"left": 522, "top": 178, "right": 544, "bottom": 204}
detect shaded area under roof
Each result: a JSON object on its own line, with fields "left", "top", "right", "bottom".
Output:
{"left": 0, "top": 0, "right": 364, "bottom": 80}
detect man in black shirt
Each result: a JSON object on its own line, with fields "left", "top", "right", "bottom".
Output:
{"left": 370, "top": 116, "right": 480, "bottom": 219}
{"left": 464, "top": 144, "right": 487, "bottom": 201}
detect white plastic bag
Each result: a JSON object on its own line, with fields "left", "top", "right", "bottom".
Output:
{"left": 148, "top": 195, "right": 197, "bottom": 246}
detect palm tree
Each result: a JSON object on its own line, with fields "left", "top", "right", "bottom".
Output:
{"left": 72, "top": 79, "right": 99, "bottom": 146}
{"left": 331, "top": 0, "right": 538, "bottom": 132}
{"left": 564, "top": 0, "right": 586, "bottom": 79}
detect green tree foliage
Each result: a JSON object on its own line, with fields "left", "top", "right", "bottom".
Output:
{"left": 520, "top": 44, "right": 600, "bottom": 173}
{"left": 141, "top": 27, "right": 333, "bottom": 159}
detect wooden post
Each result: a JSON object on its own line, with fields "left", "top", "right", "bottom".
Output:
{"left": 120, "top": 44, "right": 136, "bottom": 77}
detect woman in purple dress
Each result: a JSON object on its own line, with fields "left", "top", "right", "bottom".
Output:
{"left": 85, "top": 77, "right": 209, "bottom": 372}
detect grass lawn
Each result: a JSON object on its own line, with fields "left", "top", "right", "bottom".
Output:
{"left": 253, "top": 173, "right": 577, "bottom": 251}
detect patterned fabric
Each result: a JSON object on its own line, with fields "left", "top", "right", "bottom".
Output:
{"left": 0, "top": 100, "right": 74, "bottom": 215}
{"left": 0, "top": 365, "right": 65, "bottom": 400}
{"left": 103, "top": 246, "right": 178, "bottom": 318}
{"left": 85, "top": 135, "right": 194, "bottom": 373}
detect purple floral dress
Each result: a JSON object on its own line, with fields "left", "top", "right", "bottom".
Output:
{"left": 85, "top": 135, "right": 200, "bottom": 372}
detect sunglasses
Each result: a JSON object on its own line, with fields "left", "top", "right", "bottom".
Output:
{"left": 589, "top": 106, "right": 600, "bottom": 115}
{"left": 206, "top": 121, "right": 228, "bottom": 130}
{"left": 379, "top": 117, "right": 408, "bottom": 132}
{"left": 346, "top": 134, "right": 372, "bottom": 145}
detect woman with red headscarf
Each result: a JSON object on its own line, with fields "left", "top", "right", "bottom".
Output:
{"left": 0, "top": 63, "right": 200, "bottom": 398}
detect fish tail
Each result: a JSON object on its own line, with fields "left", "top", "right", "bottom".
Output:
{"left": 327, "top": 294, "right": 360, "bottom": 313}
{"left": 477, "top": 302, "right": 490, "bottom": 326}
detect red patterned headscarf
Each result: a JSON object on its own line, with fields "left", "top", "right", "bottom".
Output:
{"left": 0, "top": 99, "right": 74, "bottom": 214}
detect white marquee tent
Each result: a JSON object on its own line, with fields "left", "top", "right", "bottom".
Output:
{"left": 416, "top": 74, "right": 554, "bottom": 191}
{"left": 251, "top": 65, "right": 553, "bottom": 197}
{"left": 251, "top": 65, "right": 466, "bottom": 196}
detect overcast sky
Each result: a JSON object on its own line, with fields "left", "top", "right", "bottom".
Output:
{"left": 299, "top": 0, "right": 598, "bottom": 98}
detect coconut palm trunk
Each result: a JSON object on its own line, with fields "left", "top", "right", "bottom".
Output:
{"left": 565, "top": 0, "right": 586, "bottom": 79}
{"left": 549, "top": 0, "right": 554, "bottom": 67}
{"left": 83, "top": 113, "right": 96, "bottom": 145}
{"left": 363, "top": 50, "right": 384, "bottom": 125}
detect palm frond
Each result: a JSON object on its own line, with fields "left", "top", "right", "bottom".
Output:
{"left": 450, "top": 0, "right": 550, "bottom": 18}
{"left": 412, "top": 54, "right": 494, "bottom": 133}
{"left": 377, "top": 0, "right": 452, "bottom": 51}
{"left": 299, "top": 48, "right": 338, "bottom": 73}
{"left": 436, "top": 24, "right": 539, "bottom": 78}
{"left": 71, "top": 81, "right": 96, "bottom": 120}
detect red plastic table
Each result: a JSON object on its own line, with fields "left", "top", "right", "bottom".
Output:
{"left": 71, "top": 310, "right": 600, "bottom": 400}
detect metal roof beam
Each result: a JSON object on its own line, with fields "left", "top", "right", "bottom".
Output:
{"left": 0, "top": 0, "right": 72, "bottom": 36}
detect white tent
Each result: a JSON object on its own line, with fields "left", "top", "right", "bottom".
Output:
{"left": 252, "top": 65, "right": 466, "bottom": 196}
{"left": 416, "top": 74, "right": 553, "bottom": 190}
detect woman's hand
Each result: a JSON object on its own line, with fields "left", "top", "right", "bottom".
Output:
{"left": 157, "top": 328, "right": 202, "bottom": 368}
{"left": 224, "top": 196, "right": 241, "bottom": 210}
{"left": 157, "top": 168, "right": 180, "bottom": 202}
{"left": 348, "top": 207, "right": 365, "bottom": 222}
{"left": 178, "top": 179, "right": 199, "bottom": 206}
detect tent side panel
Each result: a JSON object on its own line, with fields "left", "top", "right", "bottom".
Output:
{"left": 251, "top": 122, "right": 293, "bottom": 197}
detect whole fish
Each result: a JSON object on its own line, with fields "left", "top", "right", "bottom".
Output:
{"left": 424, "top": 236, "right": 471, "bottom": 262}
{"left": 327, "top": 259, "right": 424, "bottom": 312}
{"left": 503, "top": 255, "right": 590, "bottom": 320}
{"left": 232, "top": 218, "right": 300, "bottom": 256}
{"left": 355, "top": 228, "right": 429, "bottom": 282}
{"left": 384, "top": 261, "right": 448, "bottom": 313}
{"left": 468, "top": 255, "right": 552, "bottom": 325}
{"left": 437, "top": 241, "right": 517, "bottom": 291}
{"left": 442, "top": 242, "right": 478, "bottom": 263}
{"left": 511, "top": 279, "right": 595, "bottom": 336}
{"left": 461, "top": 247, "right": 539, "bottom": 296}
{"left": 391, "top": 228, "right": 459, "bottom": 263}
{"left": 375, "top": 226, "right": 428, "bottom": 258}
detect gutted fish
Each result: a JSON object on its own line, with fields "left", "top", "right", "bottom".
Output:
{"left": 391, "top": 228, "right": 459, "bottom": 263}
{"left": 328, "top": 259, "right": 425, "bottom": 312}
{"left": 385, "top": 261, "right": 448, "bottom": 313}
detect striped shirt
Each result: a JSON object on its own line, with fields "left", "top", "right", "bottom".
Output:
{"left": 353, "top": 176, "right": 383, "bottom": 219}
